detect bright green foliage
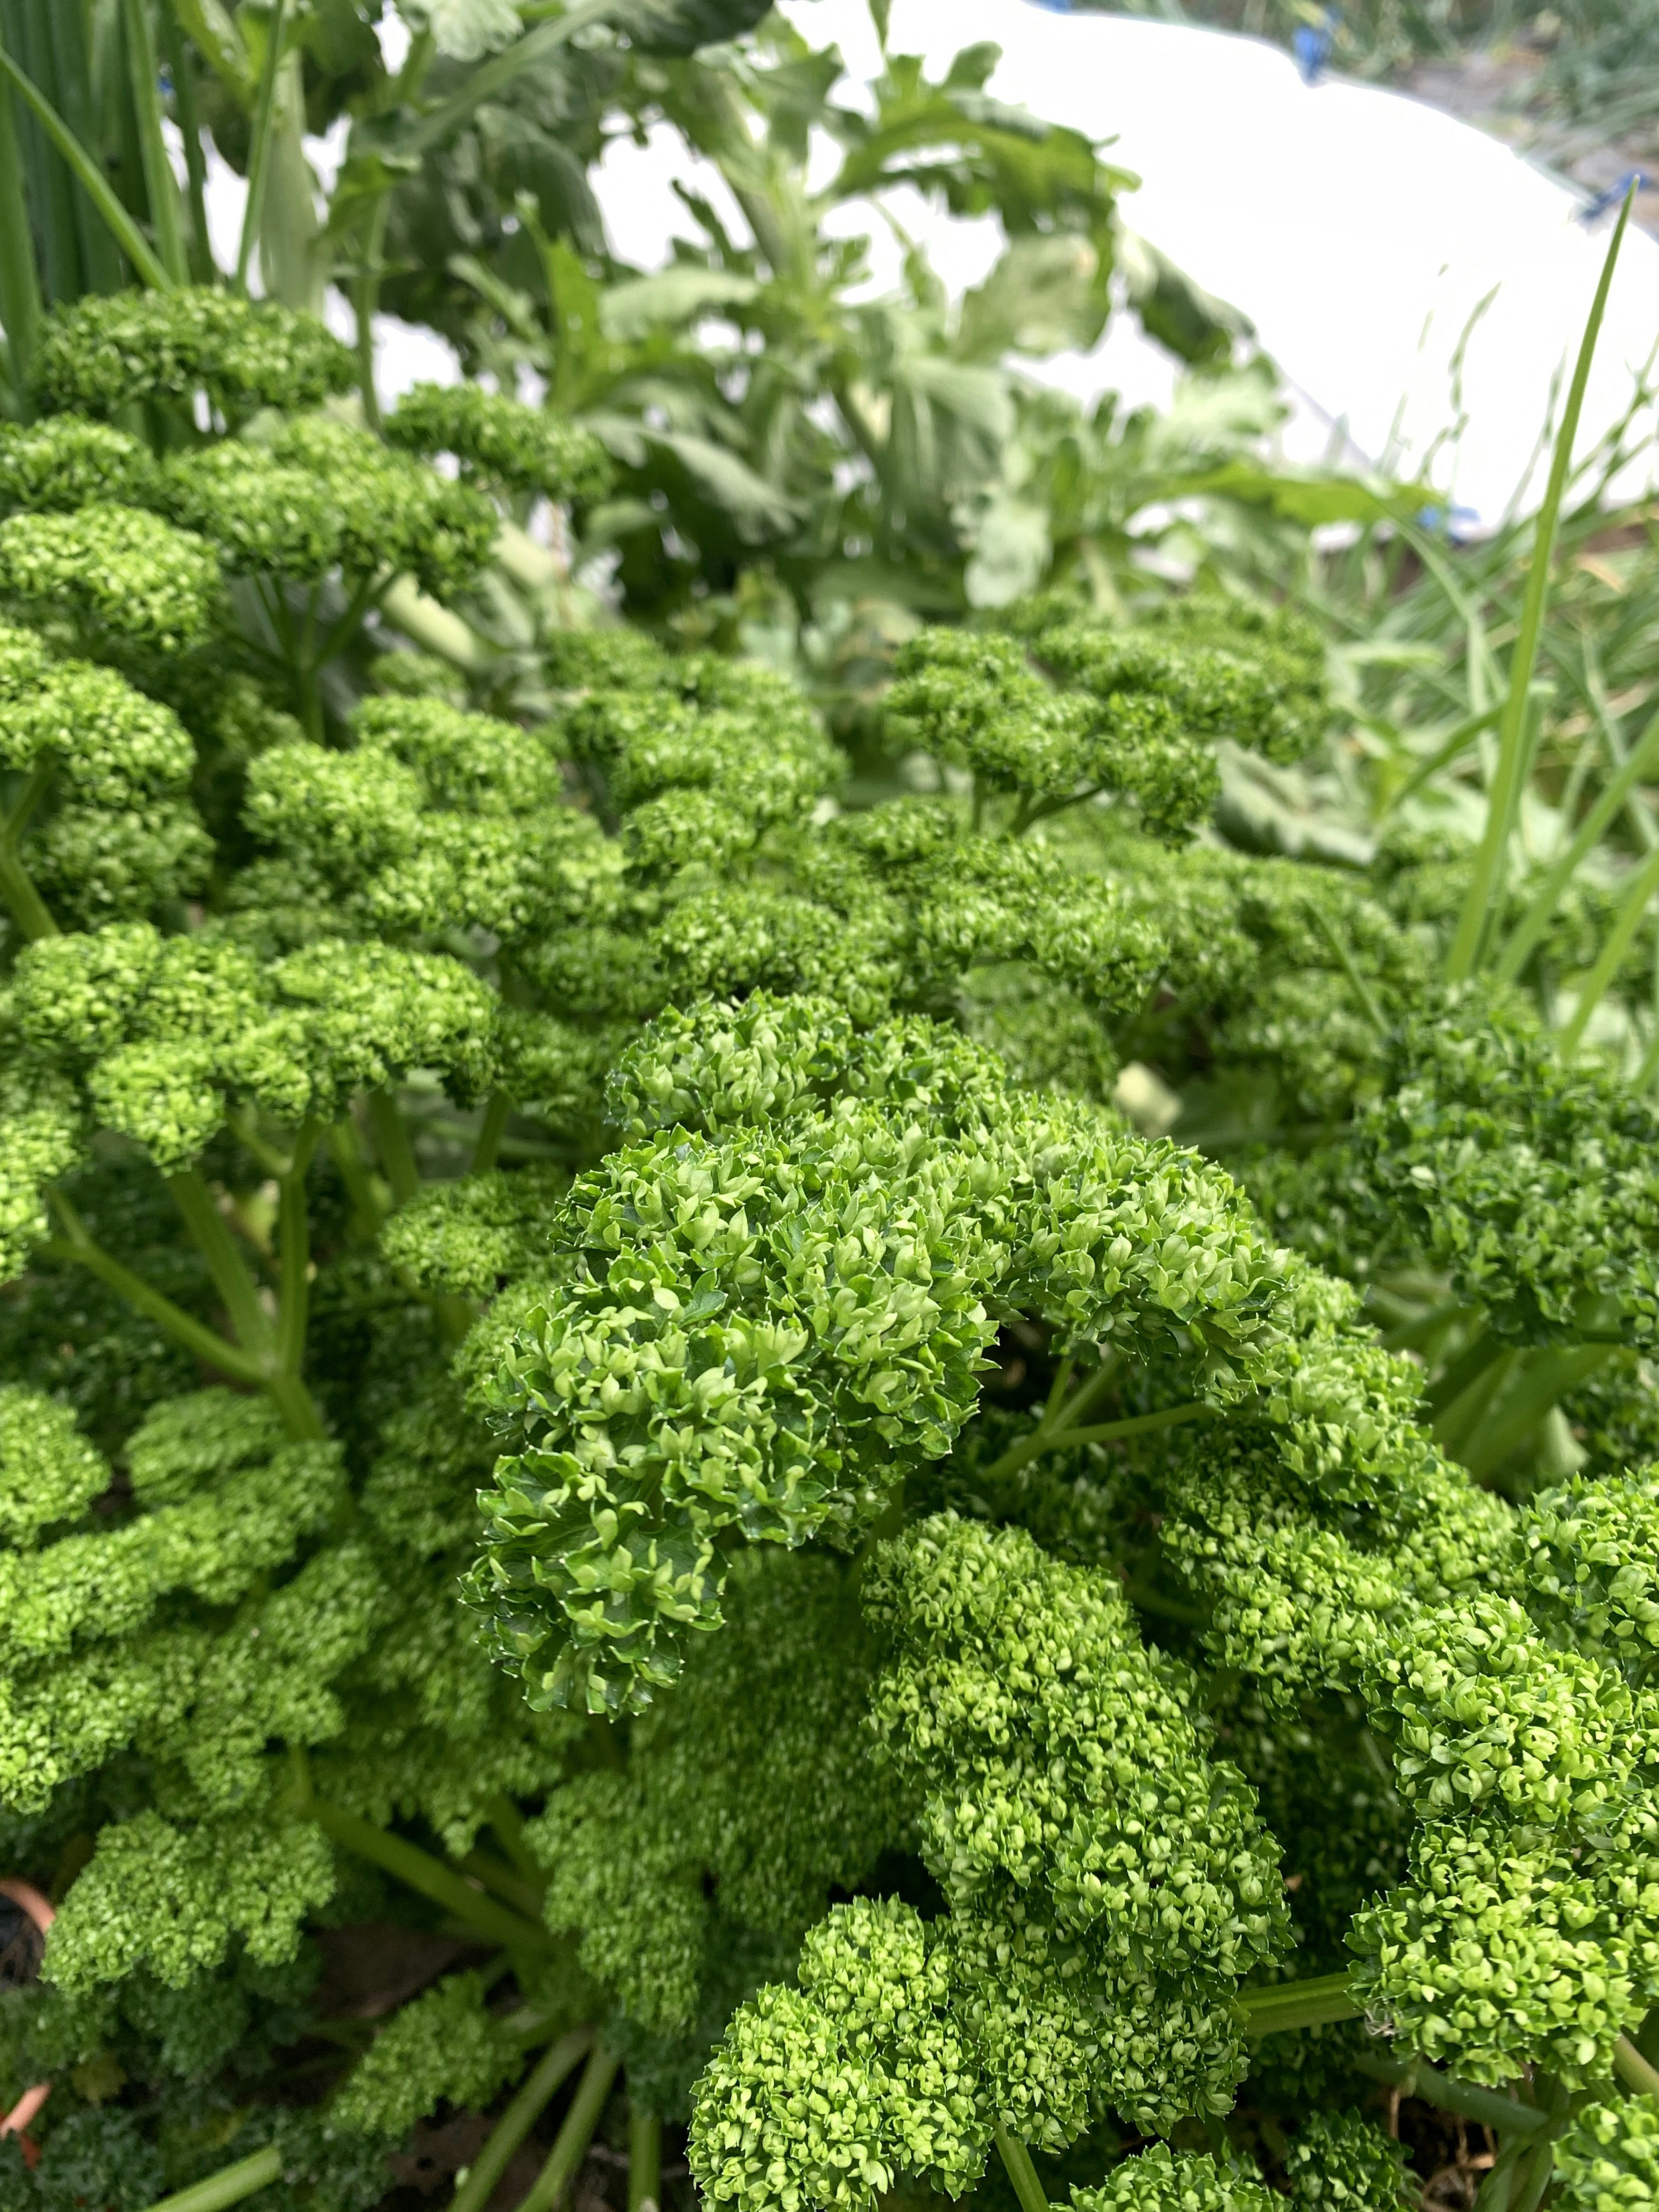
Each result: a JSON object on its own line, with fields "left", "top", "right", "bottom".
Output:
{"left": 1281, "top": 2111, "right": 1408, "bottom": 2212}
{"left": 241, "top": 694, "right": 616, "bottom": 945}
{"left": 43, "top": 1808, "right": 338, "bottom": 1991}
{"left": 0, "top": 1384, "right": 108, "bottom": 1543}
{"left": 9, "top": 271, "right": 1659, "bottom": 2212}
{"left": 123, "top": 1388, "right": 286, "bottom": 1504}
{"left": 890, "top": 630, "right": 1220, "bottom": 842}
{"left": 0, "top": 505, "right": 219, "bottom": 652}
{"left": 29, "top": 289, "right": 355, "bottom": 419}
{"left": 0, "top": 628, "right": 210, "bottom": 925}
{"left": 0, "top": 420, "right": 159, "bottom": 513}
{"left": 527, "top": 1548, "right": 904, "bottom": 2035}
{"left": 1350, "top": 1005, "right": 1659, "bottom": 1347}
{"left": 1524, "top": 1467, "right": 1659, "bottom": 1681}
{"left": 1070, "top": 2145, "right": 1275, "bottom": 2212}
{"left": 331, "top": 1970, "right": 518, "bottom": 2139}
{"left": 0, "top": 2106, "right": 163, "bottom": 2212}
{"left": 474, "top": 987, "right": 1465, "bottom": 1717}
{"left": 385, "top": 383, "right": 613, "bottom": 502}
{"left": 862, "top": 1514, "right": 1285, "bottom": 2136}
{"left": 690, "top": 1897, "right": 987, "bottom": 2212}
{"left": 1556, "top": 2099, "right": 1659, "bottom": 2212}
{"left": 381, "top": 1166, "right": 572, "bottom": 1300}
{"left": 888, "top": 598, "right": 1328, "bottom": 844}
{"left": 265, "top": 417, "right": 498, "bottom": 600}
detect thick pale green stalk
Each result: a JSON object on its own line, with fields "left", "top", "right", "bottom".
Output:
{"left": 379, "top": 573, "right": 498, "bottom": 672}
{"left": 1616, "top": 2032, "right": 1659, "bottom": 2098}
{"left": 1496, "top": 702, "right": 1659, "bottom": 984}
{"left": 136, "top": 2148, "right": 283, "bottom": 2212}
{"left": 274, "top": 1119, "right": 318, "bottom": 1378}
{"left": 993, "top": 2129, "right": 1049, "bottom": 2212}
{"left": 0, "top": 836, "right": 55, "bottom": 938}
{"left": 627, "top": 2104, "right": 661, "bottom": 2212}
{"left": 487, "top": 1792, "right": 546, "bottom": 1891}
{"left": 309, "top": 1798, "right": 554, "bottom": 1956}
{"left": 982, "top": 1397, "right": 1210, "bottom": 1486}
{"left": 1446, "top": 184, "right": 1634, "bottom": 981}
{"left": 366, "top": 1089, "right": 421, "bottom": 1207}
{"left": 449, "top": 2031, "right": 594, "bottom": 2212}
{"left": 1237, "top": 1971, "right": 1357, "bottom": 2035}
{"left": 1354, "top": 2055, "right": 1548, "bottom": 2138}
{"left": 457, "top": 1847, "right": 545, "bottom": 1921}
{"left": 41, "top": 0, "right": 119, "bottom": 294}
{"left": 234, "top": 0, "right": 283, "bottom": 292}
{"left": 515, "top": 2044, "right": 622, "bottom": 2212}
{"left": 121, "top": 0, "right": 188, "bottom": 283}
{"left": 1425, "top": 1325, "right": 1503, "bottom": 1415}
{"left": 1559, "top": 842, "right": 1659, "bottom": 1056}
{"left": 0, "top": 40, "right": 172, "bottom": 288}
{"left": 1458, "top": 1343, "right": 1612, "bottom": 1478}
{"left": 1510, "top": 2144, "right": 1557, "bottom": 2212}
{"left": 353, "top": 190, "right": 391, "bottom": 429}
{"left": 41, "top": 1211, "right": 267, "bottom": 1390}
{"left": 1436, "top": 1347, "right": 1518, "bottom": 1462}
{"left": 168, "top": 1166, "right": 277, "bottom": 1360}
{"left": 169, "top": 0, "right": 247, "bottom": 95}
{"left": 472, "top": 1092, "right": 512, "bottom": 1174}
{"left": 0, "top": 20, "right": 41, "bottom": 399}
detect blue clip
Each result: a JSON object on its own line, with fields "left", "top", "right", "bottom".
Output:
{"left": 1416, "top": 503, "right": 1480, "bottom": 542}
{"left": 1579, "top": 171, "right": 1647, "bottom": 225}
{"left": 1293, "top": 6, "right": 1338, "bottom": 84}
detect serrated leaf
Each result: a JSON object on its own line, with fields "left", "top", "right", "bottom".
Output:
{"left": 599, "top": 269, "right": 759, "bottom": 342}
{"left": 604, "top": 0, "right": 773, "bottom": 55}
{"left": 401, "top": 0, "right": 524, "bottom": 63}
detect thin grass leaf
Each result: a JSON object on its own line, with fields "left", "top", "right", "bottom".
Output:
{"left": 1559, "top": 839, "right": 1659, "bottom": 1057}
{"left": 0, "top": 37, "right": 172, "bottom": 290}
{"left": 1446, "top": 183, "right": 1635, "bottom": 981}
{"left": 1495, "top": 703, "right": 1659, "bottom": 985}
{"left": 0, "top": 26, "right": 42, "bottom": 403}
{"left": 1384, "top": 701, "right": 1504, "bottom": 814}
{"left": 235, "top": 0, "right": 284, "bottom": 293}
{"left": 122, "top": 0, "right": 189, "bottom": 285}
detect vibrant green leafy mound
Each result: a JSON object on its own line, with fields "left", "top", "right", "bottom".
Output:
{"left": 6, "top": 273, "right": 1659, "bottom": 2212}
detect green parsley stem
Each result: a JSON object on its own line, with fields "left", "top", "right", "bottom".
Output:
{"left": 516, "top": 2043, "right": 622, "bottom": 2212}
{"left": 993, "top": 2129, "right": 1049, "bottom": 2212}
{"left": 449, "top": 2031, "right": 594, "bottom": 2212}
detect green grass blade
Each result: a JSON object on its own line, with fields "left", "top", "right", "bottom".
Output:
{"left": 1558, "top": 839, "right": 1659, "bottom": 1057}
{"left": 0, "top": 36, "right": 171, "bottom": 288}
{"left": 157, "top": 1, "right": 216, "bottom": 281}
{"left": 1446, "top": 182, "right": 1635, "bottom": 982}
{"left": 0, "top": 25, "right": 42, "bottom": 400}
{"left": 1384, "top": 700, "right": 1504, "bottom": 814}
{"left": 122, "top": 0, "right": 188, "bottom": 283}
{"left": 234, "top": 0, "right": 282, "bottom": 292}
{"left": 1494, "top": 700, "right": 1659, "bottom": 984}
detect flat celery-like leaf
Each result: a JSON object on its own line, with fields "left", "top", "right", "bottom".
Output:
{"left": 604, "top": 0, "right": 772, "bottom": 52}
{"left": 416, "top": 0, "right": 526, "bottom": 60}
{"left": 955, "top": 234, "right": 1107, "bottom": 364}
{"left": 1175, "top": 460, "right": 1424, "bottom": 528}
{"left": 405, "top": 0, "right": 767, "bottom": 156}
{"left": 598, "top": 268, "right": 758, "bottom": 343}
